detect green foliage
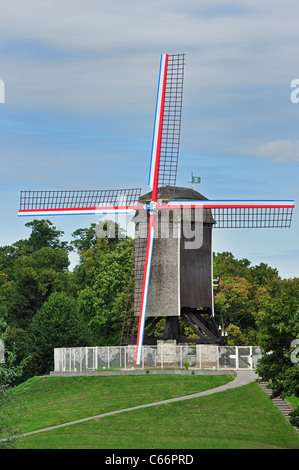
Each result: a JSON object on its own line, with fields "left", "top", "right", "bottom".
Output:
{"left": 24, "top": 219, "right": 72, "bottom": 253}
{"left": 0, "top": 247, "right": 70, "bottom": 328}
{"left": 72, "top": 221, "right": 127, "bottom": 254}
{"left": 250, "top": 262, "right": 280, "bottom": 286}
{"left": 289, "top": 407, "right": 299, "bottom": 427}
{"left": 213, "top": 252, "right": 286, "bottom": 346}
{"left": 213, "top": 251, "right": 251, "bottom": 279}
{"left": 213, "top": 251, "right": 280, "bottom": 285}
{"left": 226, "top": 324, "right": 250, "bottom": 346}
{"left": 0, "top": 220, "right": 71, "bottom": 330}
{"left": 0, "top": 320, "right": 27, "bottom": 447}
{"left": 78, "top": 238, "right": 134, "bottom": 345}
{"left": 28, "top": 292, "right": 90, "bottom": 376}
{"left": 71, "top": 224, "right": 98, "bottom": 253}
{"left": 214, "top": 276, "right": 253, "bottom": 330}
{"left": 254, "top": 285, "right": 299, "bottom": 398}
{"left": 213, "top": 252, "right": 299, "bottom": 398}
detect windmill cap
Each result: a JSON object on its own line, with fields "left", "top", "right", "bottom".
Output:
{"left": 139, "top": 185, "right": 208, "bottom": 203}
{"left": 138, "top": 186, "right": 215, "bottom": 224}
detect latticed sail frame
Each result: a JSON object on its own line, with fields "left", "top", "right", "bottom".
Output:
{"left": 157, "top": 53, "right": 185, "bottom": 188}
{"left": 19, "top": 188, "right": 142, "bottom": 213}
{"left": 211, "top": 206, "right": 294, "bottom": 228}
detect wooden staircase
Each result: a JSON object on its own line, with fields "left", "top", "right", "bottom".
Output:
{"left": 258, "top": 381, "right": 299, "bottom": 433}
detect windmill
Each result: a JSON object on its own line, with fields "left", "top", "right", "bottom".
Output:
{"left": 18, "top": 53, "right": 295, "bottom": 365}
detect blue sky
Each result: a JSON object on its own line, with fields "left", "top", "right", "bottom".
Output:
{"left": 0, "top": 0, "right": 298, "bottom": 278}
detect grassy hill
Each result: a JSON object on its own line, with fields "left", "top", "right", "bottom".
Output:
{"left": 2, "top": 374, "right": 299, "bottom": 449}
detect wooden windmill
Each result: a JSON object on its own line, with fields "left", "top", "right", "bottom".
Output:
{"left": 18, "top": 53, "right": 295, "bottom": 365}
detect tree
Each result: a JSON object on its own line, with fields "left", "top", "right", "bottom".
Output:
{"left": 213, "top": 252, "right": 251, "bottom": 279}
{"left": 214, "top": 276, "right": 255, "bottom": 333}
{"left": 78, "top": 238, "right": 134, "bottom": 345}
{"left": 254, "top": 278, "right": 299, "bottom": 398}
{"left": 71, "top": 223, "right": 98, "bottom": 253}
{"left": 24, "top": 219, "right": 72, "bottom": 252}
{"left": 71, "top": 221, "right": 128, "bottom": 290}
{"left": 213, "top": 254, "right": 284, "bottom": 345}
{"left": 250, "top": 262, "right": 280, "bottom": 286}
{"left": 28, "top": 292, "right": 91, "bottom": 376}
{"left": 226, "top": 323, "right": 250, "bottom": 346}
{"left": 72, "top": 221, "right": 127, "bottom": 254}
{"left": 72, "top": 238, "right": 110, "bottom": 290}
{"left": 0, "top": 247, "right": 71, "bottom": 328}
{"left": 0, "top": 318, "right": 26, "bottom": 447}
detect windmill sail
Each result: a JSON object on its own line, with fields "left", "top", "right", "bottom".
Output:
{"left": 149, "top": 54, "right": 185, "bottom": 191}
{"left": 167, "top": 199, "right": 295, "bottom": 228}
{"left": 18, "top": 188, "right": 142, "bottom": 216}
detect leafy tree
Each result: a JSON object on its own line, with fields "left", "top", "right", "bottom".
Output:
{"left": 254, "top": 278, "right": 299, "bottom": 398}
{"left": 0, "top": 247, "right": 70, "bottom": 328}
{"left": 214, "top": 276, "right": 254, "bottom": 332}
{"left": 72, "top": 238, "right": 110, "bottom": 290}
{"left": 0, "top": 318, "right": 27, "bottom": 447}
{"left": 24, "top": 219, "right": 72, "bottom": 252}
{"left": 226, "top": 323, "right": 250, "bottom": 346}
{"left": 250, "top": 262, "right": 280, "bottom": 286}
{"left": 78, "top": 238, "right": 134, "bottom": 345}
{"left": 72, "top": 221, "right": 127, "bottom": 254}
{"left": 72, "top": 221, "right": 130, "bottom": 291}
{"left": 213, "top": 252, "right": 280, "bottom": 285}
{"left": 213, "top": 252, "right": 251, "bottom": 279}
{"left": 28, "top": 291, "right": 91, "bottom": 376}
{"left": 71, "top": 223, "right": 98, "bottom": 253}
{"left": 213, "top": 254, "right": 285, "bottom": 345}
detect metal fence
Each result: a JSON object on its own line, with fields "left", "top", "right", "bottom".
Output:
{"left": 54, "top": 345, "right": 261, "bottom": 372}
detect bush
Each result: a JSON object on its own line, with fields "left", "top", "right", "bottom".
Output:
{"left": 289, "top": 407, "right": 299, "bottom": 428}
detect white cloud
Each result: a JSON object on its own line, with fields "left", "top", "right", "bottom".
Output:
{"left": 1, "top": 0, "right": 299, "bottom": 113}
{"left": 0, "top": 1, "right": 297, "bottom": 52}
{"left": 254, "top": 140, "right": 299, "bottom": 162}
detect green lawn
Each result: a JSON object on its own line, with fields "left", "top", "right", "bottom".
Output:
{"left": 3, "top": 374, "right": 299, "bottom": 449}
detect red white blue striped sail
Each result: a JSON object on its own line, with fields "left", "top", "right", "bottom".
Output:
{"left": 167, "top": 199, "right": 295, "bottom": 209}
{"left": 18, "top": 205, "right": 144, "bottom": 217}
{"left": 148, "top": 54, "right": 185, "bottom": 190}
{"left": 148, "top": 53, "right": 168, "bottom": 197}
{"left": 18, "top": 188, "right": 143, "bottom": 217}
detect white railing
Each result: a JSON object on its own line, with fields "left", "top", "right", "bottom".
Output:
{"left": 54, "top": 345, "right": 261, "bottom": 372}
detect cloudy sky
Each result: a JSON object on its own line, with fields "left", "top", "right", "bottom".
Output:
{"left": 0, "top": 0, "right": 298, "bottom": 278}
